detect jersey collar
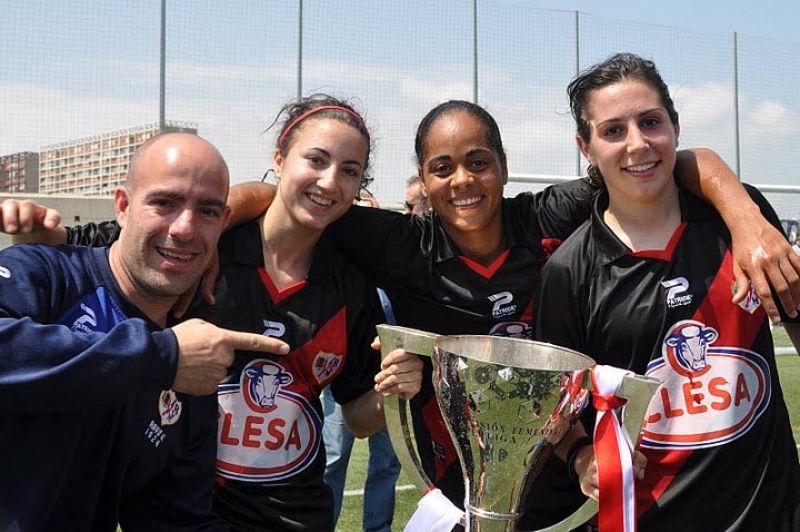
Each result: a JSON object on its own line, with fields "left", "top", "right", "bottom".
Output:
{"left": 429, "top": 197, "right": 543, "bottom": 264}
{"left": 592, "top": 187, "right": 716, "bottom": 266}
{"left": 228, "top": 220, "right": 335, "bottom": 282}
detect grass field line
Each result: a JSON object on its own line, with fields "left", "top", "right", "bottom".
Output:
{"left": 343, "top": 484, "right": 416, "bottom": 497}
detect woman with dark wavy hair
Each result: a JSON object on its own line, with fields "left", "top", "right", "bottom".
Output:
{"left": 536, "top": 53, "right": 800, "bottom": 530}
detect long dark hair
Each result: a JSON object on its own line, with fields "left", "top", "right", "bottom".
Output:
{"left": 568, "top": 53, "right": 679, "bottom": 186}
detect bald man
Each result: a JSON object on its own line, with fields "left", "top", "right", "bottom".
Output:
{"left": 0, "top": 133, "right": 288, "bottom": 531}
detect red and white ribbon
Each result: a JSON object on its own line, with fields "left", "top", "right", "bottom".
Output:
{"left": 592, "top": 365, "right": 636, "bottom": 532}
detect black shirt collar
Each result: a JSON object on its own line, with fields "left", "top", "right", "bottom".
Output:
{"left": 592, "top": 187, "right": 717, "bottom": 266}
{"left": 229, "top": 220, "right": 335, "bottom": 282}
{"left": 429, "top": 197, "right": 542, "bottom": 264}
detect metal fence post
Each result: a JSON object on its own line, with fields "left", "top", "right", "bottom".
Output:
{"left": 473, "top": 0, "right": 478, "bottom": 104}
{"left": 733, "top": 31, "right": 741, "bottom": 178}
{"left": 297, "top": 0, "right": 304, "bottom": 99}
{"left": 574, "top": 10, "right": 581, "bottom": 178}
{"left": 159, "top": 0, "right": 166, "bottom": 132}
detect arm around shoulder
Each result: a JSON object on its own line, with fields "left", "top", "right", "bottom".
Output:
{"left": 675, "top": 147, "right": 800, "bottom": 322}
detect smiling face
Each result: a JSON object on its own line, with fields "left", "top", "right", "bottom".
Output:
{"left": 112, "top": 133, "right": 231, "bottom": 315}
{"left": 273, "top": 118, "right": 368, "bottom": 234}
{"left": 419, "top": 110, "right": 507, "bottom": 245}
{"left": 577, "top": 78, "right": 680, "bottom": 206}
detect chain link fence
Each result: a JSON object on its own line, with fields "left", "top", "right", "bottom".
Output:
{"left": 1, "top": 1, "right": 798, "bottom": 215}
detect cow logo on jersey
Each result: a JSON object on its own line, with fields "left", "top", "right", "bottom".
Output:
{"left": 158, "top": 389, "right": 182, "bottom": 426}
{"left": 734, "top": 283, "right": 761, "bottom": 314}
{"left": 0, "top": 265, "right": 10, "bottom": 279}
{"left": 489, "top": 321, "right": 531, "bottom": 338}
{"left": 489, "top": 291, "right": 517, "bottom": 318}
{"left": 262, "top": 319, "right": 286, "bottom": 338}
{"left": 217, "top": 359, "right": 322, "bottom": 482}
{"left": 312, "top": 351, "right": 342, "bottom": 383}
{"left": 242, "top": 360, "right": 293, "bottom": 412}
{"left": 665, "top": 323, "right": 717, "bottom": 372}
{"left": 641, "top": 319, "right": 771, "bottom": 450}
{"left": 661, "top": 277, "right": 693, "bottom": 308}
{"left": 71, "top": 303, "right": 98, "bottom": 333}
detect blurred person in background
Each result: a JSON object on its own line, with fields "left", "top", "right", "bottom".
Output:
{"left": 404, "top": 174, "right": 429, "bottom": 215}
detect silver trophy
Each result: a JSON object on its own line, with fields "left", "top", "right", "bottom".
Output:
{"left": 377, "top": 325, "right": 659, "bottom": 532}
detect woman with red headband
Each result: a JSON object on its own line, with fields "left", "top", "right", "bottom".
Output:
{"left": 199, "top": 95, "right": 423, "bottom": 531}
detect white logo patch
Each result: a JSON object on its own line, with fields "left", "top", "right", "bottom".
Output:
{"left": 737, "top": 284, "right": 761, "bottom": 314}
{"left": 312, "top": 351, "right": 342, "bottom": 383}
{"left": 71, "top": 303, "right": 98, "bottom": 333}
{"left": 661, "top": 277, "right": 692, "bottom": 308}
{"left": 158, "top": 389, "right": 182, "bottom": 426}
{"left": 262, "top": 320, "right": 286, "bottom": 338}
{"left": 0, "top": 265, "right": 10, "bottom": 279}
{"left": 488, "top": 291, "right": 517, "bottom": 318}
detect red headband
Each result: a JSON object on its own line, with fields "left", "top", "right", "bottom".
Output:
{"left": 277, "top": 105, "right": 368, "bottom": 147}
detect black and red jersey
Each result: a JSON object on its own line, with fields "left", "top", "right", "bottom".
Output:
{"left": 190, "top": 221, "right": 382, "bottom": 532}
{"left": 535, "top": 186, "right": 800, "bottom": 531}
{"left": 328, "top": 179, "right": 593, "bottom": 516}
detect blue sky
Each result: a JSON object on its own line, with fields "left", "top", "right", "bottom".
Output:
{"left": 1, "top": 0, "right": 798, "bottom": 207}
{"left": 529, "top": 0, "right": 798, "bottom": 40}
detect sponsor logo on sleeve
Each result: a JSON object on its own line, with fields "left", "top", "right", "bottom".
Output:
{"left": 216, "top": 359, "right": 321, "bottom": 482}
{"left": 642, "top": 320, "right": 770, "bottom": 450}
{"left": 312, "top": 351, "right": 342, "bottom": 383}
{"left": 734, "top": 283, "right": 761, "bottom": 314}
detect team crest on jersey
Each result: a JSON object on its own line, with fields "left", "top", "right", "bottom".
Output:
{"left": 158, "top": 390, "right": 182, "bottom": 426}
{"left": 312, "top": 351, "right": 342, "bottom": 383}
{"left": 641, "top": 319, "right": 771, "bottom": 450}
{"left": 734, "top": 283, "right": 762, "bottom": 314}
{"left": 489, "top": 321, "right": 531, "bottom": 338}
{"left": 217, "top": 359, "right": 321, "bottom": 482}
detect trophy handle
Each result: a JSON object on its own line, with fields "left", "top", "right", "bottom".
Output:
{"left": 535, "top": 373, "right": 661, "bottom": 532}
{"left": 376, "top": 324, "right": 440, "bottom": 493}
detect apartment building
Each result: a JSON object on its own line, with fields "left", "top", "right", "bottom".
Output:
{"left": 0, "top": 152, "right": 39, "bottom": 193}
{"left": 39, "top": 121, "right": 197, "bottom": 195}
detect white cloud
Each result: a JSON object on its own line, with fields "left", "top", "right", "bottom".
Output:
{"left": 3, "top": 59, "right": 798, "bottom": 207}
